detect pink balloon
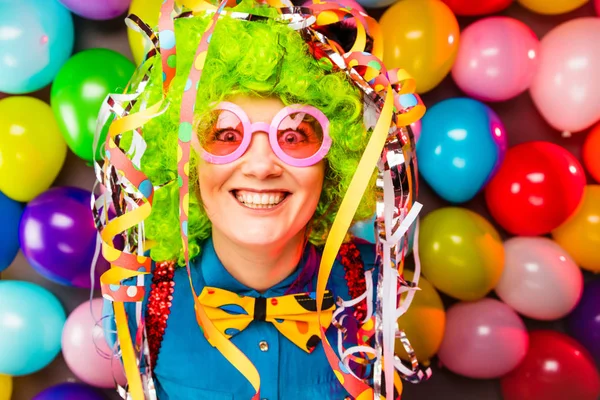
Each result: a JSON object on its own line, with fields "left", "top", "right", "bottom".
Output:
{"left": 452, "top": 17, "right": 540, "bottom": 102}
{"left": 438, "top": 298, "right": 529, "bottom": 379}
{"left": 530, "top": 18, "right": 600, "bottom": 133}
{"left": 62, "top": 299, "right": 126, "bottom": 388}
{"left": 495, "top": 237, "right": 583, "bottom": 320}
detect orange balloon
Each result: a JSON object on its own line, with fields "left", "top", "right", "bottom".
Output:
{"left": 396, "top": 270, "right": 446, "bottom": 364}
{"left": 380, "top": 0, "right": 460, "bottom": 94}
{"left": 583, "top": 123, "right": 600, "bottom": 183}
{"left": 552, "top": 185, "right": 600, "bottom": 273}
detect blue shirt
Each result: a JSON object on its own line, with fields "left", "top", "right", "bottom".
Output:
{"left": 127, "top": 239, "right": 376, "bottom": 400}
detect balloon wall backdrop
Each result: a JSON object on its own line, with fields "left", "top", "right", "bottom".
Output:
{"left": 0, "top": 1, "right": 599, "bottom": 399}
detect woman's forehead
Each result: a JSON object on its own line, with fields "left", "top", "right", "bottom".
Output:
{"left": 225, "top": 94, "right": 285, "bottom": 122}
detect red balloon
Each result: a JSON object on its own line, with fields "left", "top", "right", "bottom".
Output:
{"left": 501, "top": 331, "right": 600, "bottom": 400}
{"left": 442, "top": 0, "right": 513, "bottom": 15}
{"left": 485, "top": 141, "right": 585, "bottom": 235}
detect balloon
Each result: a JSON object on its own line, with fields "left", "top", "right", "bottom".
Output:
{"left": 495, "top": 237, "right": 583, "bottom": 320}
{"left": 583, "top": 124, "right": 600, "bottom": 183}
{"left": 529, "top": 18, "right": 600, "bottom": 133}
{"left": 410, "top": 120, "right": 422, "bottom": 144}
{"left": 567, "top": 279, "right": 600, "bottom": 367}
{"left": 485, "top": 141, "right": 586, "bottom": 235}
{"left": 0, "top": 281, "right": 66, "bottom": 376}
{"left": 380, "top": 0, "right": 460, "bottom": 94}
{"left": 58, "top": 0, "right": 130, "bottom": 20}
{"left": 419, "top": 207, "right": 505, "bottom": 301}
{"left": 128, "top": 0, "right": 201, "bottom": 65}
{"left": 501, "top": 331, "right": 600, "bottom": 400}
{"left": 51, "top": 48, "right": 135, "bottom": 162}
{"left": 417, "top": 98, "right": 507, "bottom": 203}
{"left": 0, "top": 191, "right": 23, "bottom": 272}
{"left": 350, "top": 214, "right": 416, "bottom": 253}
{"left": 0, "top": 97, "right": 67, "bottom": 202}
{"left": 354, "top": 0, "right": 395, "bottom": 9}
{"left": 452, "top": 17, "right": 540, "bottom": 102}
{"left": 396, "top": 271, "right": 445, "bottom": 364}
{"left": 596, "top": 0, "right": 600, "bottom": 15}
{"left": 438, "top": 298, "right": 528, "bottom": 379}
{"left": 442, "top": 0, "right": 513, "bottom": 15}
{"left": 0, "top": 375, "right": 11, "bottom": 400}
{"left": 0, "top": 0, "right": 74, "bottom": 94}
{"left": 19, "top": 187, "right": 109, "bottom": 288}
{"left": 517, "top": 0, "right": 588, "bottom": 14}
{"left": 62, "top": 299, "right": 126, "bottom": 388}
{"left": 552, "top": 185, "right": 600, "bottom": 273}
{"left": 33, "top": 383, "right": 106, "bottom": 400}
{"left": 128, "top": 0, "right": 161, "bottom": 65}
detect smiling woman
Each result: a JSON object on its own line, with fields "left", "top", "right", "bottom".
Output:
{"left": 96, "top": 0, "right": 426, "bottom": 398}
{"left": 137, "top": 10, "right": 372, "bottom": 265}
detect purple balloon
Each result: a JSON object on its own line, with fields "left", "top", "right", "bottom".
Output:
{"left": 33, "top": 382, "right": 106, "bottom": 400}
{"left": 567, "top": 278, "right": 600, "bottom": 367}
{"left": 58, "top": 0, "right": 130, "bottom": 20}
{"left": 20, "top": 186, "right": 108, "bottom": 288}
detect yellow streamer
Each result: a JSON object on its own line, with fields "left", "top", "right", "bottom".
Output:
{"left": 115, "top": 301, "right": 144, "bottom": 400}
{"left": 317, "top": 87, "right": 394, "bottom": 310}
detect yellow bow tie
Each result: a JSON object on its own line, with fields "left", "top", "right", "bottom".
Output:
{"left": 198, "top": 287, "right": 336, "bottom": 353}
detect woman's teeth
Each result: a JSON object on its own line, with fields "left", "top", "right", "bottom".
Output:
{"left": 235, "top": 191, "right": 286, "bottom": 209}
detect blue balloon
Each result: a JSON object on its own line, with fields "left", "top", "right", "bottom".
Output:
{"left": 33, "top": 382, "right": 106, "bottom": 400}
{"left": 0, "top": 191, "right": 22, "bottom": 271}
{"left": 0, "top": 0, "right": 74, "bottom": 94}
{"left": 0, "top": 281, "right": 66, "bottom": 376}
{"left": 416, "top": 98, "right": 507, "bottom": 203}
{"left": 350, "top": 214, "right": 416, "bottom": 254}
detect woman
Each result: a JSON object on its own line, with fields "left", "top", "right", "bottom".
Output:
{"left": 96, "top": 0, "right": 427, "bottom": 398}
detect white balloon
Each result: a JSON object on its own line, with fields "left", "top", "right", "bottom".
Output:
{"left": 495, "top": 237, "right": 583, "bottom": 320}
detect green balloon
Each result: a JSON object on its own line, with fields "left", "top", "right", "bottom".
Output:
{"left": 418, "top": 207, "right": 505, "bottom": 301}
{"left": 51, "top": 48, "right": 135, "bottom": 162}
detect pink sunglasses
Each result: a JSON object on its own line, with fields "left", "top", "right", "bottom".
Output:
{"left": 192, "top": 101, "right": 331, "bottom": 167}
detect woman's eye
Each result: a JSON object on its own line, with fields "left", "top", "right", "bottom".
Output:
{"left": 215, "top": 129, "right": 242, "bottom": 142}
{"left": 280, "top": 130, "right": 307, "bottom": 145}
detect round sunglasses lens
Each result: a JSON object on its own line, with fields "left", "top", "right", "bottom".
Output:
{"left": 277, "top": 112, "right": 324, "bottom": 159}
{"left": 198, "top": 109, "right": 244, "bottom": 156}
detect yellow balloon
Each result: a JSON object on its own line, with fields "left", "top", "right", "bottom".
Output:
{"left": 0, "top": 97, "right": 67, "bottom": 202}
{"left": 396, "top": 270, "right": 445, "bottom": 365}
{"left": 419, "top": 207, "right": 505, "bottom": 301}
{"left": 128, "top": 0, "right": 206, "bottom": 66}
{"left": 517, "top": 0, "right": 588, "bottom": 14}
{"left": 0, "top": 374, "right": 12, "bottom": 400}
{"left": 552, "top": 185, "right": 600, "bottom": 273}
{"left": 380, "top": 0, "right": 460, "bottom": 94}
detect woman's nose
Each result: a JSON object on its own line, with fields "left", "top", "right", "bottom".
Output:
{"left": 239, "top": 131, "right": 283, "bottom": 179}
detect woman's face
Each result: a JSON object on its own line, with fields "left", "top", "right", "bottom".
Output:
{"left": 197, "top": 95, "right": 326, "bottom": 249}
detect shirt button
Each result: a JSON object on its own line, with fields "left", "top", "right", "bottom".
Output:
{"left": 259, "top": 340, "right": 269, "bottom": 352}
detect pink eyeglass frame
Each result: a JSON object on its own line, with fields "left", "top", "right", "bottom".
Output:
{"left": 191, "top": 101, "right": 332, "bottom": 167}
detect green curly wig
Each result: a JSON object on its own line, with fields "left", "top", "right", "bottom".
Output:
{"left": 131, "top": 1, "right": 376, "bottom": 264}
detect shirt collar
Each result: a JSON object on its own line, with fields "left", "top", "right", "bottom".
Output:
{"left": 197, "top": 238, "right": 319, "bottom": 296}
